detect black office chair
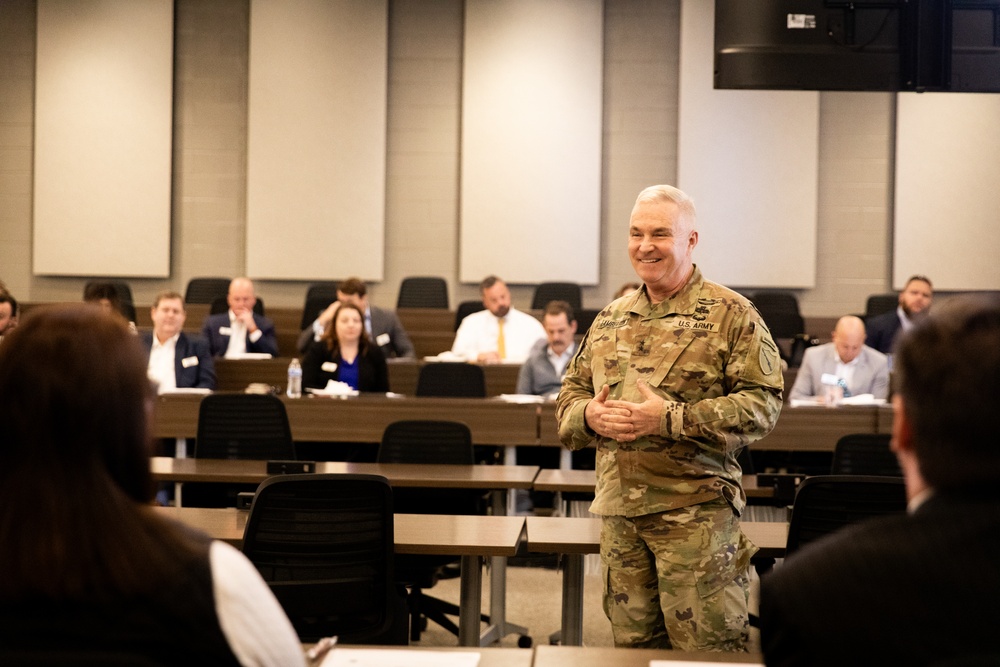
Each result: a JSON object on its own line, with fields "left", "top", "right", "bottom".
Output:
{"left": 749, "top": 290, "right": 812, "bottom": 367}
{"left": 184, "top": 394, "right": 295, "bottom": 507}
{"left": 209, "top": 295, "right": 265, "bottom": 317}
{"left": 83, "top": 280, "right": 134, "bottom": 307}
{"left": 831, "top": 433, "right": 901, "bottom": 477}
{"left": 184, "top": 277, "right": 231, "bottom": 305}
{"left": 865, "top": 293, "right": 898, "bottom": 319}
{"left": 305, "top": 281, "right": 340, "bottom": 304}
{"left": 241, "top": 473, "right": 408, "bottom": 644}
{"left": 454, "top": 300, "right": 485, "bottom": 331}
{"left": 575, "top": 308, "right": 600, "bottom": 334}
{"left": 397, "top": 276, "right": 449, "bottom": 309}
{"left": 415, "top": 362, "right": 486, "bottom": 398}
{"left": 531, "top": 282, "right": 582, "bottom": 312}
{"left": 300, "top": 294, "right": 335, "bottom": 331}
{"left": 785, "top": 475, "right": 907, "bottom": 555}
{"left": 377, "top": 421, "right": 486, "bottom": 641}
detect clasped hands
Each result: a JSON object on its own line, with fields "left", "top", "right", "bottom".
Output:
{"left": 584, "top": 379, "right": 663, "bottom": 442}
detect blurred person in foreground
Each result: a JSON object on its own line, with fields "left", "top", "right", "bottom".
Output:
{"left": 557, "top": 185, "right": 783, "bottom": 651}
{"left": 0, "top": 289, "right": 17, "bottom": 342}
{"left": 0, "top": 305, "right": 304, "bottom": 665}
{"left": 761, "top": 295, "right": 1000, "bottom": 665}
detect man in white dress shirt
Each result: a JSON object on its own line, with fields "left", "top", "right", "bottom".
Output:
{"left": 451, "top": 275, "right": 545, "bottom": 363}
{"left": 790, "top": 315, "right": 889, "bottom": 402}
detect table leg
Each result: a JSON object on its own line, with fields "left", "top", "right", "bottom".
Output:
{"left": 458, "top": 554, "right": 482, "bottom": 646}
{"left": 560, "top": 553, "right": 585, "bottom": 646}
{"left": 174, "top": 437, "right": 187, "bottom": 506}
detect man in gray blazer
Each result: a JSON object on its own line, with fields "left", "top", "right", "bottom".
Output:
{"left": 789, "top": 315, "right": 889, "bottom": 402}
{"left": 296, "top": 277, "right": 414, "bottom": 359}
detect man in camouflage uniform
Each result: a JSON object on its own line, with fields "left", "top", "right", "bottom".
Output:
{"left": 556, "top": 185, "right": 783, "bottom": 651}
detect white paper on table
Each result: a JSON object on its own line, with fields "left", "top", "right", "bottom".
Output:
{"left": 789, "top": 398, "right": 825, "bottom": 407}
{"left": 322, "top": 648, "right": 481, "bottom": 667}
{"left": 839, "top": 394, "right": 886, "bottom": 406}
{"left": 226, "top": 352, "right": 272, "bottom": 359}
{"left": 497, "top": 393, "right": 545, "bottom": 404}
{"left": 161, "top": 387, "right": 212, "bottom": 395}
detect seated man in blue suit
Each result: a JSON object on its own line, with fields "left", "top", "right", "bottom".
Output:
{"left": 865, "top": 274, "right": 933, "bottom": 354}
{"left": 761, "top": 295, "right": 1000, "bottom": 665}
{"left": 201, "top": 277, "right": 278, "bottom": 358}
{"left": 789, "top": 315, "right": 889, "bottom": 402}
{"left": 141, "top": 290, "right": 215, "bottom": 391}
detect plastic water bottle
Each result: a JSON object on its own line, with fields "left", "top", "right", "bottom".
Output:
{"left": 286, "top": 358, "right": 302, "bottom": 398}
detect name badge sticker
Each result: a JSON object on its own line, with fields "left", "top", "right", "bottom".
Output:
{"left": 321, "top": 361, "right": 338, "bottom": 373}
{"left": 181, "top": 356, "right": 199, "bottom": 368}
{"left": 376, "top": 333, "right": 391, "bottom": 347}
{"left": 219, "top": 326, "right": 232, "bottom": 335}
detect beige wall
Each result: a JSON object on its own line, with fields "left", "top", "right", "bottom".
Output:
{"left": 0, "top": 0, "right": 896, "bottom": 319}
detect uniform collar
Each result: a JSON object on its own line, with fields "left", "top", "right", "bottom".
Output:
{"left": 629, "top": 265, "right": 704, "bottom": 317}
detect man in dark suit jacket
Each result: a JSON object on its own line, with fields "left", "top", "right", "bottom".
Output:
{"left": 865, "top": 274, "right": 933, "bottom": 354}
{"left": 761, "top": 295, "right": 1000, "bottom": 666}
{"left": 141, "top": 291, "right": 215, "bottom": 391}
{"left": 200, "top": 277, "right": 278, "bottom": 357}
{"left": 296, "top": 277, "right": 414, "bottom": 359}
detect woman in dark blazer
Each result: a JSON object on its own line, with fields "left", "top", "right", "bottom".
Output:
{"left": 302, "top": 302, "right": 388, "bottom": 392}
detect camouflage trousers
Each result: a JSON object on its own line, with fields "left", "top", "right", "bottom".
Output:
{"left": 600, "top": 498, "right": 758, "bottom": 651}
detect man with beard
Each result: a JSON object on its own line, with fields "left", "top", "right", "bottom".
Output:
{"left": 865, "top": 275, "right": 933, "bottom": 354}
{"left": 451, "top": 275, "right": 545, "bottom": 364}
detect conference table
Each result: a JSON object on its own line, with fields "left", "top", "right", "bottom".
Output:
{"left": 155, "top": 393, "right": 893, "bottom": 459}
{"left": 152, "top": 457, "right": 539, "bottom": 646}
{"left": 153, "top": 393, "right": 541, "bottom": 448}
{"left": 525, "top": 516, "right": 788, "bottom": 647}
{"left": 156, "top": 506, "right": 526, "bottom": 648}
{"left": 532, "top": 644, "right": 764, "bottom": 665}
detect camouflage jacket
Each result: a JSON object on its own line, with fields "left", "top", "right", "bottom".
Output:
{"left": 556, "top": 267, "right": 783, "bottom": 517}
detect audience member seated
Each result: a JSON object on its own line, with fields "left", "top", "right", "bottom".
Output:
{"left": 761, "top": 295, "right": 1000, "bottom": 666}
{"left": 83, "top": 281, "right": 135, "bottom": 332}
{"left": 296, "top": 277, "right": 414, "bottom": 359}
{"left": 201, "top": 277, "right": 278, "bottom": 358}
{"left": 789, "top": 315, "right": 889, "bottom": 403}
{"left": 140, "top": 290, "right": 216, "bottom": 392}
{"left": 451, "top": 275, "right": 545, "bottom": 364}
{"left": 0, "top": 304, "right": 304, "bottom": 665}
{"left": 302, "top": 302, "right": 388, "bottom": 393}
{"left": 0, "top": 288, "right": 16, "bottom": 343}
{"left": 516, "top": 300, "right": 578, "bottom": 398}
{"left": 865, "top": 274, "right": 933, "bottom": 355}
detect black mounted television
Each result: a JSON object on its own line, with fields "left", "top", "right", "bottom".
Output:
{"left": 714, "top": 0, "right": 1000, "bottom": 92}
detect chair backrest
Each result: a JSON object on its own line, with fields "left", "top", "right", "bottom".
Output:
{"left": 750, "top": 290, "right": 806, "bottom": 339}
{"left": 786, "top": 475, "right": 907, "bottom": 555}
{"left": 242, "top": 474, "right": 401, "bottom": 643}
{"left": 300, "top": 294, "right": 336, "bottom": 330}
{"left": 865, "top": 293, "right": 898, "bottom": 319}
{"left": 194, "top": 393, "right": 294, "bottom": 460}
{"left": 575, "top": 308, "right": 601, "bottom": 334}
{"left": 377, "top": 421, "right": 481, "bottom": 517}
{"left": 209, "top": 296, "right": 265, "bottom": 317}
{"left": 84, "top": 280, "right": 134, "bottom": 305}
{"left": 397, "top": 276, "right": 449, "bottom": 309}
{"left": 305, "top": 282, "right": 340, "bottom": 304}
{"left": 415, "top": 363, "right": 486, "bottom": 398}
{"left": 378, "top": 420, "right": 475, "bottom": 465}
{"left": 454, "top": 300, "right": 485, "bottom": 331}
{"left": 531, "top": 282, "right": 582, "bottom": 311}
{"left": 831, "top": 433, "right": 901, "bottom": 476}
{"left": 184, "top": 277, "right": 231, "bottom": 305}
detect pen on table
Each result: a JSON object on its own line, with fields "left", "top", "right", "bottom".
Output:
{"left": 306, "top": 635, "right": 338, "bottom": 663}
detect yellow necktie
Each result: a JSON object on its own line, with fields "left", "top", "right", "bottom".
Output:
{"left": 497, "top": 317, "right": 506, "bottom": 360}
